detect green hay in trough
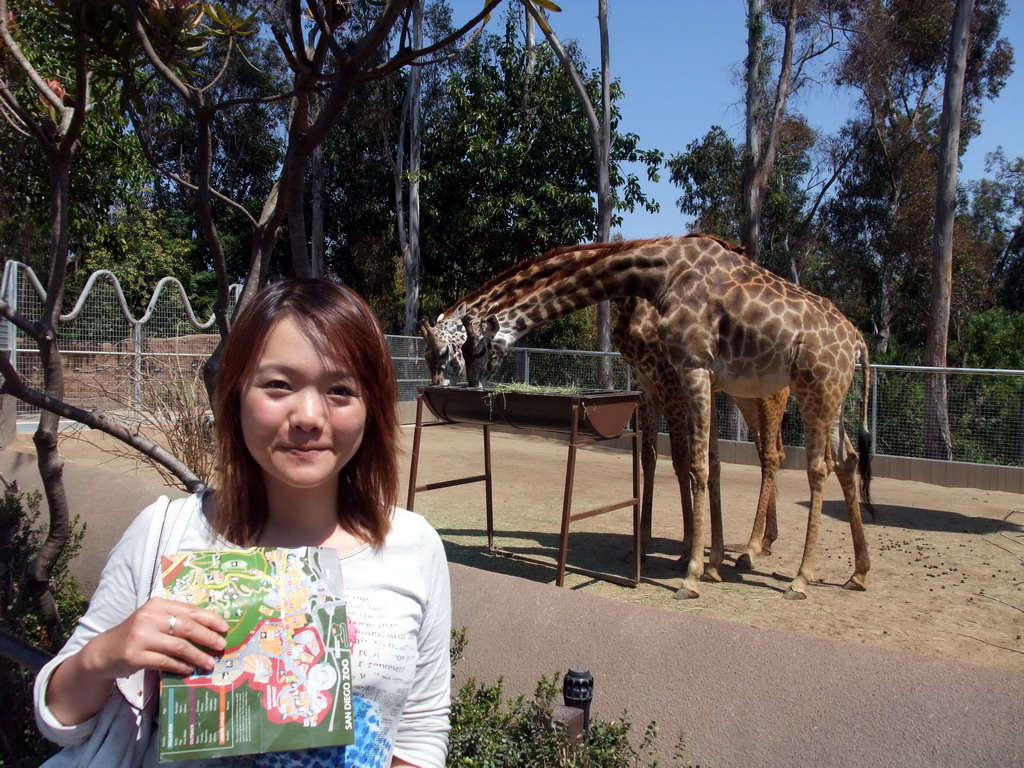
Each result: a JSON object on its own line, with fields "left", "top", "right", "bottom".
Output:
{"left": 488, "top": 382, "right": 583, "bottom": 395}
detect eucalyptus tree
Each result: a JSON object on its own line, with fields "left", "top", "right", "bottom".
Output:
{"left": 924, "top": 0, "right": 976, "bottom": 459}
{"left": 0, "top": 1, "right": 152, "bottom": 278}
{"left": 522, "top": 0, "right": 618, "bottom": 385}
{"left": 668, "top": 119, "right": 833, "bottom": 283}
{"left": 969, "top": 149, "right": 1024, "bottom": 312}
{"left": 828, "top": 0, "right": 1012, "bottom": 356}
{"left": 741, "top": 0, "right": 843, "bottom": 265}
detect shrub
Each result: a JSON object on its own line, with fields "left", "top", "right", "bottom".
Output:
{"left": 447, "top": 629, "right": 702, "bottom": 767}
{"left": 0, "top": 482, "right": 88, "bottom": 767}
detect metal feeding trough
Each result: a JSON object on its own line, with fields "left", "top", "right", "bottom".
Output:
{"left": 407, "top": 384, "right": 643, "bottom": 588}
{"left": 418, "top": 385, "right": 639, "bottom": 439}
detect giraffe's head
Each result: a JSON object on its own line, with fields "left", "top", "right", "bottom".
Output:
{"left": 461, "top": 313, "right": 509, "bottom": 387}
{"left": 418, "top": 304, "right": 468, "bottom": 385}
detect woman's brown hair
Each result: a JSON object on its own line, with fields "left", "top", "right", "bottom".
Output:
{"left": 213, "top": 278, "right": 398, "bottom": 547}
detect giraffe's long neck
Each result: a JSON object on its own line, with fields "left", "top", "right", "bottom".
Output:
{"left": 461, "top": 236, "right": 710, "bottom": 344}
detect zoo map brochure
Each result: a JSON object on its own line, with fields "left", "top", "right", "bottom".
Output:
{"left": 158, "top": 547, "right": 354, "bottom": 762}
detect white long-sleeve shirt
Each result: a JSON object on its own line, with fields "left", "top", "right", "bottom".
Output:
{"left": 35, "top": 493, "right": 451, "bottom": 768}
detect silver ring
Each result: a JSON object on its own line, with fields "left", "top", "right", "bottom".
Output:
{"left": 168, "top": 614, "right": 178, "bottom": 636}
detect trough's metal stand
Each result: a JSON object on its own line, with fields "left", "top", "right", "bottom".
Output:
{"left": 552, "top": 398, "right": 641, "bottom": 587}
{"left": 406, "top": 387, "right": 642, "bottom": 588}
{"left": 406, "top": 390, "right": 494, "bottom": 527}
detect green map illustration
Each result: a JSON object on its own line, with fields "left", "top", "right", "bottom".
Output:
{"left": 158, "top": 547, "right": 354, "bottom": 762}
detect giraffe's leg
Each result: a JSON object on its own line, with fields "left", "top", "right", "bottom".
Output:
{"left": 627, "top": 386, "right": 659, "bottom": 561}
{"left": 761, "top": 424, "right": 784, "bottom": 554}
{"left": 835, "top": 432, "right": 870, "bottom": 590}
{"left": 673, "top": 369, "right": 711, "bottom": 600}
{"left": 735, "top": 392, "right": 785, "bottom": 570}
{"left": 664, "top": 404, "right": 692, "bottom": 568}
{"left": 786, "top": 406, "right": 832, "bottom": 600}
{"left": 704, "top": 406, "right": 724, "bottom": 583}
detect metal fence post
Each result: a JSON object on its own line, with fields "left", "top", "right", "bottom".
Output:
{"left": 871, "top": 365, "right": 879, "bottom": 442}
{"left": 133, "top": 323, "right": 143, "bottom": 415}
{"left": 6, "top": 263, "right": 18, "bottom": 374}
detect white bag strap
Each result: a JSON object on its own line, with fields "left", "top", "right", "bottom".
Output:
{"left": 117, "top": 493, "right": 196, "bottom": 709}
{"left": 139, "top": 495, "right": 171, "bottom": 608}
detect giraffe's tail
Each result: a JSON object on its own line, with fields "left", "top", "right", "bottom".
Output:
{"left": 857, "top": 336, "right": 877, "bottom": 522}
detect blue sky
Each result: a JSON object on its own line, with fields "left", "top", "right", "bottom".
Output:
{"left": 447, "top": 1, "right": 1024, "bottom": 240}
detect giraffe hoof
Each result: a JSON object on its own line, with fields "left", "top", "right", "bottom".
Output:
{"left": 843, "top": 576, "right": 867, "bottom": 592}
{"left": 734, "top": 554, "right": 754, "bottom": 572}
{"left": 783, "top": 587, "right": 807, "bottom": 600}
{"left": 760, "top": 545, "right": 773, "bottom": 556}
{"left": 701, "top": 568, "right": 722, "bottom": 583}
{"left": 672, "top": 586, "right": 700, "bottom": 600}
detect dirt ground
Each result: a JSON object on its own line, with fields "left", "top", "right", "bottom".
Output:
{"left": 15, "top": 422, "right": 1024, "bottom": 674}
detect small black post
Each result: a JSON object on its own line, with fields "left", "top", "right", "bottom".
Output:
{"left": 562, "top": 666, "right": 594, "bottom": 733}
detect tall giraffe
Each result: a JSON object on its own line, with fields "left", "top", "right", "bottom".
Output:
{"left": 421, "top": 291, "right": 788, "bottom": 577}
{"left": 451, "top": 234, "right": 873, "bottom": 599}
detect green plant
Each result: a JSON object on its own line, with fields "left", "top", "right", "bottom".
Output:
{"left": 0, "top": 482, "right": 89, "bottom": 767}
{"left": 447, "top": 629, "right": 703, "bottom": 767}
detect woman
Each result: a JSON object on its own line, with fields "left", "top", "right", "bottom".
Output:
{"left": 35, "top": 279, "right": 452, "bottom": 767}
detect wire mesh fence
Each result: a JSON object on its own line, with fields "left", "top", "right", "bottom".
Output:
{"left": 3, "top": 263, "right": 1022, "bottom": 468}
{"left": 482, "top": 347, "right": 1024, "bottom": 469}
{"left": 1, "top": 262, "right": 235, "bottom": 421}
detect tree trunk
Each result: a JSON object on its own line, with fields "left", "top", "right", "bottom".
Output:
{"left": 923, "top": 0, "right": 973, "bottom": 461}
{"left": 742, "top": 0, "right": 764, "bottom": 263}
{"left": 26, "top": 153, "right": 74, "bottom": 649}
{"left": 311, "top": 141, "right": 326, "bottom": 279}
{"left": 595, "top": 0, "right": 613, "bottom": 388}
{"left": 404, "top": 0, "right": 424, "bottom": 335}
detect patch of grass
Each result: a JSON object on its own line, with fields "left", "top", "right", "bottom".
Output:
{"left": 490, "top": 382, "right": 585, "bottom": 396}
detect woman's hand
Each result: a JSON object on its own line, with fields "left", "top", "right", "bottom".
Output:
{"left": 46, "top": 598, "right": 229, "bottom": 727}
{"left": 81, "top": 597, "right": 230, "bottom": 679}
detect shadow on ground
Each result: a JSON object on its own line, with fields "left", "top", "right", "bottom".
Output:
{"left": 435, "top": 526, "right": 802, "bottom": 596}
{"left": 819, "top": 497, "right": 1024, "bottom": 533}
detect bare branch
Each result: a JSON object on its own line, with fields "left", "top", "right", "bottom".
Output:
{"left": 0, "top": 85, "right": 32, "bottom": 137}
{"left": 124, "top": 1, "right": 196, "bottom": 106}
{"left": 357, "top": 0, "right": 504, "bottom": 81}
{"left": 288, "top": 0, "right": 313, "bottom": 72}
{"left": 0, "top": 298, "right": 45, "bottom": 341}
{"left": 213, "top": 90, "right": 301, "bottom": 112}
{"left": 271, "top": 23, "right": 306, "bottom": 73}
{"left": 984, "top": 537, "right": 1024, "bottom": 566}
{"left": 521, "top": 0, "right": 601, "bottom": 157}
{"left": 973, "top": 592, "right": 1024, "bottom": 614}
{"left": 125, "top": 106, "right": 259, "bottom": 229}
{"left": 954, "top": 632, "right": 1024, "bottom": 656}
{"left": 199, "top": 35, "right": 235, "bottom": 94}
{"left": 303, "top": 0, "right": 346, "bottom": 63}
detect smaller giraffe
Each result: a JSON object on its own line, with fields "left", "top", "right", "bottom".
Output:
{"left": 419, "top": 310, "right": 467, "bottom": 386}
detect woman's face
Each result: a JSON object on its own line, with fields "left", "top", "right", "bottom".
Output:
{"left": 240, "top": 315, "right": 367, "bottom": 501}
